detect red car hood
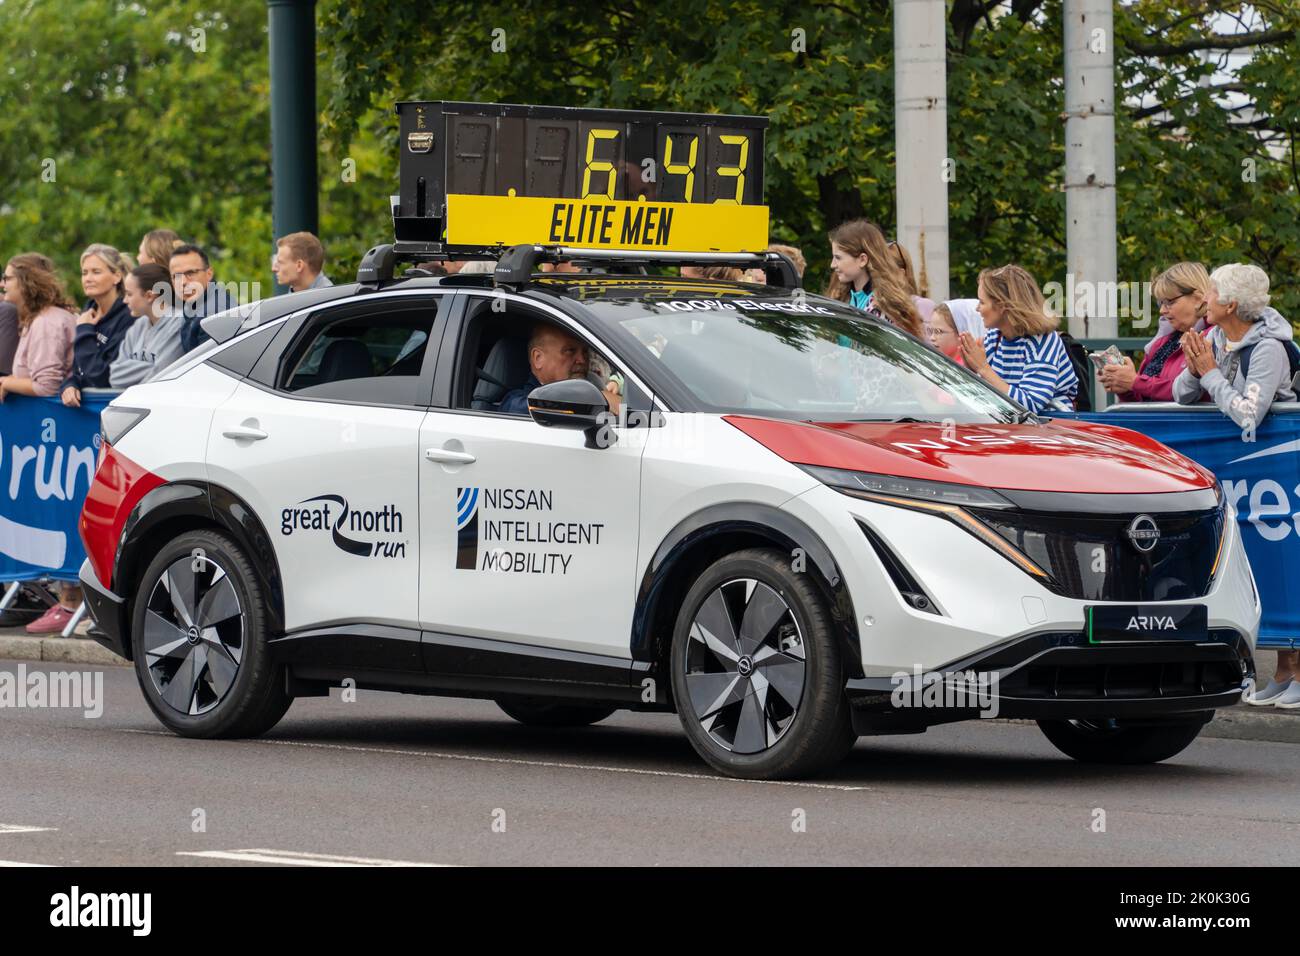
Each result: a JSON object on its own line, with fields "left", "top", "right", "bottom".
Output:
{"left": 724, "top": 416, "right": 1215, "bottom": 494}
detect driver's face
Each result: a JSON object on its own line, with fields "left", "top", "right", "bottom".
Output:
{"left": 531, "top": 328, "right": 589, "bottom": 385}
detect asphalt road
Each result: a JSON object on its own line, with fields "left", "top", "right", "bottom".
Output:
{"left": 1, "top": 663, "right": 1297, "bottom": 867}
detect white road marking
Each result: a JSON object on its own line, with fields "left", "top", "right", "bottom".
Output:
{"left": 177, "top": 849, "right": 450, "bottom": 867}
{"left": 0, "top": 824, "right": 57, "bottom": 835}
{"left": 0, "top": 860, "right": 53, "bottom": 867}
{"left": 118, "top": 729, "right": 872, "bottom": 791}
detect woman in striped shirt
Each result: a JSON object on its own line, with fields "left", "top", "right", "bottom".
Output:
{"left": 958, "top": 264, "right": 1078, "bottom": 413}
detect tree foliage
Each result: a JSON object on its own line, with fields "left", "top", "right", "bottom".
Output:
{"left": 321, "top": 0, "right": 1300, "bottom": 324}
{"left": 0, "top": 0, "right": 387, "bottom": 290}
{"left": 0, "top": 1, "right": 1296, "bottom": 328}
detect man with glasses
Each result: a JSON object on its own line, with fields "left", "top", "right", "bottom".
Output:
{"left": 169, "top": 243, "right": 232, "bottom": 353}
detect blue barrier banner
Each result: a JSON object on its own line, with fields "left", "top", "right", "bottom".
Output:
{"left": 1061, "top": 409, "right": 1300, "bottom": 650}
{"left": 0, "top": 394, "right": 111, "bottom": 584}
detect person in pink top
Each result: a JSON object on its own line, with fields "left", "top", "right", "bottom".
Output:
{"left": 0, "top": 253, "right": 77, "bottom": 401}
{"left": 0, "top": 253, "right": 80, "bottom": 635}
{"left": 1102, "top": 261, "right": 1209, "bottom": 402}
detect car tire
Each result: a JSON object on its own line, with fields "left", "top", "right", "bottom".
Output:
{"left": 496, "top": 696, "right": 617, "bottom": 727}
{"left": 131, "top": 529, "right": 291, "bottom": 738}
{"left": 670, "top": 547, "right": 856, "bottom": 780}
{"left": 1036, "top": 715, "right": 1209, "bottom": 764}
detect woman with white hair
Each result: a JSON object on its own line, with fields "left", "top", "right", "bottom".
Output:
{"left": 1172, "top": 263, "right": 1297, "bottom": 429}
{"left": 1174, "top": 264, "right": 1300, "bottom": 709}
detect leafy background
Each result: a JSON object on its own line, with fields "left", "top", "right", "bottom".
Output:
{"left": 1, "top": 0, "right": 1296, "bottom": 331}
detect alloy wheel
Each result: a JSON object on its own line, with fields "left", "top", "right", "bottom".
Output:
{"left": 683, "top": 578, "right": 807, "bottom": 754}
{"left": 142, "top": 555, "right": 245, "bottom": 716}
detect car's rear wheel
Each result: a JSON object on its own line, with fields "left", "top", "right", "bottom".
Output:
{"left": 670, "top": 548, "right": 856, "bottom": 780}
{"left": 131, "top": 529, "right": 291, "bottom": 738}
{"left": 496, "top": 696, "right": 617, "bottom": 727}
{"left": 1037, "top": 715, "right": 1209, "bottom": 764}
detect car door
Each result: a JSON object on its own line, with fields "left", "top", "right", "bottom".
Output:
{"left": 417, "top": 293, "right": 650, "bottom": 659}
{"left": 206, "top": 292, "right": 449, "bottom": 637}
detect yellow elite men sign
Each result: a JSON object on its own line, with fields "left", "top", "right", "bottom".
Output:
{"left": 393, "top": 101, "right": 772, "bottom": 253}
{"left": 445, "top": 193, "right": 769, "bottom": 252}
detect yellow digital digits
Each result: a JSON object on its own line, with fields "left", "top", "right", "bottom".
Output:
{"left": 663, "top": 133, "right": 699, "bottom": 203}
{"left": 715, "top": 134, "right": 748, "bottom": 204}
{"left": 571, "top": 126, "right": 752, "bottom": 205}
{"left": 580, "top": 128, "right": 620, "bottom": 200}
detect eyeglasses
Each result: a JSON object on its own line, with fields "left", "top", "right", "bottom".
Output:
{"left": 1157, "top": 292, "right": 1189, "bottom": 309}
{"left": 171, "top": 268, "right": 207, "bottom": 280}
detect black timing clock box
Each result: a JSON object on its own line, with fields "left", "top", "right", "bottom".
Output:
{"left": 393, "top": 100, "right": 768, "bottom": 245}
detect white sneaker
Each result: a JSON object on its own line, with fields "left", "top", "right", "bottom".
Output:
{"left": 1273, "top": 682, "right": 1300, "bottom": 710}
{"left": 1246, "top": 678, "right": 1292, "bottom": 705}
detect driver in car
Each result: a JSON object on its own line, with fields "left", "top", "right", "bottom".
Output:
{"left": 498, "top": 323, "right": 622, "bottom": 415}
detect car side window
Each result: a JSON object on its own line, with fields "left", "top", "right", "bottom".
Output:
{"left": 277, "top": 297, "right": 443, "bottom": 406}
{"left": 453, "top": 300, "right": 651, "bottom": 416}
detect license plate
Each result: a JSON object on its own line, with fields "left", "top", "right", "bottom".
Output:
{"left": 1087, "top": 604, "right": 1209, "bottom": 643}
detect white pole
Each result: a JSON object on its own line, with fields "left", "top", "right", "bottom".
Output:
{"left": 893, "top": 0, "right": 949, "bottom": 302}
{"left": 1063, "top": 0, "right": 1118, "bottom": 346}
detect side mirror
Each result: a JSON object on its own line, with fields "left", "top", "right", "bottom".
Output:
{"left": 527, "top": 379, "right": 616, "bottom": 448}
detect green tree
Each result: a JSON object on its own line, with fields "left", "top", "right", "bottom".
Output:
{"left": 321, "top": 0, "right": 1300, "bottom": 325}
{"left": 1, "top": 0, "right": 1296, "bottom": 327}
{"left": 0, "top": 1, "right": 271, "bottom": 289}
{"left": 0, "top": 0, "right": 389, "bottom": 292}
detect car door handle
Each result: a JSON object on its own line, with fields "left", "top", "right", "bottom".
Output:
{"left": 425, "top": 447, "right": 476, "bottom": 465}
{"left": 222, "top": 425, "right": 268, "bottom": 441}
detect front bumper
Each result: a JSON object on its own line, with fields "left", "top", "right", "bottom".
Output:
{"left": 845, "top": 628, "right": 1254, "bottom": 734}
{"left": 78, "top": 558, "right": 131, "bottom": 661}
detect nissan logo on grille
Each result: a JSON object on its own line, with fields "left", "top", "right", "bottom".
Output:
{"left": 1126, "top": 514, "right": 1161, "bottom": 553}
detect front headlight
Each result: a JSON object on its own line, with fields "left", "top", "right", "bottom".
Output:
{"left": 801, "top": 465, "right": 1050, "bottom": 580}
{"left": 800, "top": 466, "right": 1017, "bottom": 510}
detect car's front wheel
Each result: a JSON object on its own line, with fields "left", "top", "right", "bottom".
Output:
{"left": 1037, "top": 715, "right": 1209, "bottom": 764}
{"left": 131, "top": 529, "right": 291, "bottom": 738}
{"left": 670, "top": 547, "right": 856, "bottom": 779}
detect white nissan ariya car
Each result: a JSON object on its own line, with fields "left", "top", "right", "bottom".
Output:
{"left": 78, "top": 249, "right": 1259, "bottom": 779}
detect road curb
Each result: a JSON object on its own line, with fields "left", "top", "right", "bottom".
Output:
{"left": 1198, "top": 706, "right": 1300, "bottom": 744}
{"left": 0, "top": 633, "right": 127, "bottom": 667}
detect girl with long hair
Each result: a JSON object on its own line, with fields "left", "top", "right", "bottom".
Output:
{"left": 824, "top": 220, "right": 922, "bottom": 337}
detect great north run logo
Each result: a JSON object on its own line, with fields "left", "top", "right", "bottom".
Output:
{"left": 280, "top": 495, "right": 408, "bottom": 558}
{"left": 456, "top": 486, "right": 480, "bottom": 569}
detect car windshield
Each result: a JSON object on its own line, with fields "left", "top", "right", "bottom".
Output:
{"left": 585, "top": 295, "right": 1026, "bottom": 422}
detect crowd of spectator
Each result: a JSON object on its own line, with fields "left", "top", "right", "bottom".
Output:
{"left": 0, "top": 229, "right": 331, "bottom": 635}
{"left": 2, "top": 219, "right": 1296, "bottom": 652}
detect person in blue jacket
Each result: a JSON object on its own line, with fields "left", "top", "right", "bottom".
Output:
{"left": 60, "top": 243, "right": 133, "bottom": 408}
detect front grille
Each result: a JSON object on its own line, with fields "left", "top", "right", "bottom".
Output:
{"left": 969, "top": 506, "right": 1224, "bottom": 601}
{"left": 1006, "top": 659, "right": 1242, "bottom": 700}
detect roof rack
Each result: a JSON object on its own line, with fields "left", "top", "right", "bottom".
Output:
{"left": 358, "top": 242, "right": 801, "bottom": 290}
{"left": 493, "top": 246, "right": 800, "bottom": 289}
